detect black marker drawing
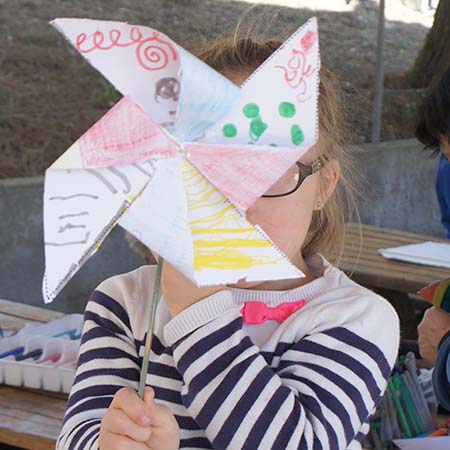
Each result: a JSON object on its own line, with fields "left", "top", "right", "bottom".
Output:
{"left": 86, "top": 169, "right": 118, "bottom": 194}
{"left": 108, "top": 166, "right": 131, "bottom": 194}
{"left": 46, "top": 232, "right": 91, "bottom": 246}
{"left": 58, "top": 223, "right": 87, "bottom": 233}
{"left": 49, "top": 194, "right": 98, "bottom": 200}
{"left": 58, "top": 212, "right": 89, "bottom": 220}
{"left": 46, "top": 162, "right": 157, "bottom": 248}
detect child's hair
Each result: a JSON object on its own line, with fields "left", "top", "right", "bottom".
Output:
{"left": 415, "top": 66, "right": 450, "bottom": 155}
{"left": 194, "top": 34, "right": 360, "bottom": 264}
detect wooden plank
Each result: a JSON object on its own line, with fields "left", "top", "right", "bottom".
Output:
{"left": 0, "top": 386, "right": 66, "bottom": 450}
{"left": 345, "top": 223, "right": 442, "bottom": 242}
{"left": 340, "top": 250, "right": 449, "bottom": 279}
{"left": 0, "top": 313, "right": 46, "bottom": 333}
{"left": 0, "top": 430, "right": 56, "bottom": 450}
{"left": 0, "top": 299, "right": 64, "bottom": 324}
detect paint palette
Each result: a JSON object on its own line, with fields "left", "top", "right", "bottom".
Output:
{"left": 0, "top": 314, "right": 83, "bottom": 393}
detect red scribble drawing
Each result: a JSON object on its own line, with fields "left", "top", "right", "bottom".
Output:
{"left": 301, "top": 30, "right": 316, "bottom": 52}
{"left": 275, "top": 29, "right": 317, "bottom": 103}
{"left": 79, "top": 97, "right": 177, "bottom": 168}
{"left": 76, "top": 27, "right": 177, "bottom": 71}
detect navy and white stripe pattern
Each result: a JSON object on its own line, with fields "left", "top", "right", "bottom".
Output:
{"left": 57, "top": 255, "right": 399, "bottom": 449}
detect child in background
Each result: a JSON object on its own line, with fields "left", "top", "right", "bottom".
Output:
{"left": 57, "top": 35, "right": 400, "bottom": 450}
{"left": 415, "top": 66, "right": 450, "bottom": 240}
{"left": 415, "top": 67, "right": 450, "bottom": 413}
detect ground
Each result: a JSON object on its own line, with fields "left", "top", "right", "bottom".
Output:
{"left": 0, "top": 0, "right": 436, "bottom": 178}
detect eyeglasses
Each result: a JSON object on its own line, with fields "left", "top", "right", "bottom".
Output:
{"left": 262, "top": 156, "right": 325, "bottom": 198}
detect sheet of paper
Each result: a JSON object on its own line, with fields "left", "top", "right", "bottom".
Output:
{"left": 118, "top": 157, "right": 194, "bottom": 280}
{"left": 43, "top": 163, "right": 151, "bottom": 303}
{"left": 379, "top": 241, "right": 450, "bottom": 269}
{"left": 185, "top": 143, "right": 302, "bottom": 210}
{"left": 173, "top": 47, "right": 240, "bottom": 141}
{"left": 52, "top": 18, "right": 240, "bottom": 140}
{"left": 182, "top": 162, "right": 302, "bottom": 285}
{"left": 393, "top": 436, "right": 450, "bottom": 450}
{"left": 51, "top": 19, "right": 181, "bottom": 127}
{"left": 200, "top": 17, "right": 319, "bottom": 152}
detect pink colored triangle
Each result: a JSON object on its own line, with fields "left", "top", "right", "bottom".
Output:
{"left": 185, "top": 143, "right": 303, "bottom": 210}
{"left": 79, "top": 96, "right": 177, "bottom": 168}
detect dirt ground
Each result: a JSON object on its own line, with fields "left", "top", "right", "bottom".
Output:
{"left": 0, "top": 0, "right": 437, "bottom": 178}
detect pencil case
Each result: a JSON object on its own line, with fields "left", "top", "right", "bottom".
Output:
{"left": 0, "top": 314, "right": 83, "bottom": 393}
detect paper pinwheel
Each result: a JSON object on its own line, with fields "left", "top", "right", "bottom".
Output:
{"left": 418, "top": 278, "right": 450, "bottom": 312}
{"left": 43, "top": 17, "right": 321, "bottom": 305}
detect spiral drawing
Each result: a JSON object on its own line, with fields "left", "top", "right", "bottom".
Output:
{"left": 136, "top": 32, "right": 177, "bottom": 71}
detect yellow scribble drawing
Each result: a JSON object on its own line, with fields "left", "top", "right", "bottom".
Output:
{"left": 183, "top": 162, "right": 283, "bottom": 271}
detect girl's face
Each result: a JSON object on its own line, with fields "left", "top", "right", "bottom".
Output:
{"left": 232, "top": 146, "right": 339, "bottom": 290}
{"left": 246, "top": 146, "right": 321, "bottom": 265}
{"left": 226, "top": 71, "right": 340, "bottom": 290}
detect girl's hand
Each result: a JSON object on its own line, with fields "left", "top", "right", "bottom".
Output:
{"left": 99, "top": 387, "right": 179, "bottom": 450}
{"left": 154, "top": 255, "right": 226, "bottom": 317}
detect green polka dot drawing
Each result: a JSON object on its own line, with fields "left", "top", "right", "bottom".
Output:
{"left": 279, "top": 102, "right": 296, "bottom": 118}
{"left": 222, "top": 123, "right": 237, "bottom": 138}
{"left": 291, "top": 125, "right": 304, "bottom": 146}
{"left": 242, "top": 103, "right": 268, "bottom": 142}
{"left": 243, "top": 103, "right": 260, "bottom": 119}
{"left": 250, "top": 118, "right": 267, "bottom": 141}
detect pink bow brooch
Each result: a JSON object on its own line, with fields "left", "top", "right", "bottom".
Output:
{"left": 241, "top": 299, "right": 307, "bottom": 325}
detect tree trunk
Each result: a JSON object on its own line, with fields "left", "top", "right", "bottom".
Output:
{"left": 410, "top": 0, "right": 450, "bottom": 88}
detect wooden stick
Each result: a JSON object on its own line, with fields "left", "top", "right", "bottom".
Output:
{"left": 138, "top": 256, "right": 163, "bottom": 399}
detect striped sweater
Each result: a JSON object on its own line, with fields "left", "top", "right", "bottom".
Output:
{"left": 57, "top": 254, "right": 399, "bottom": 450}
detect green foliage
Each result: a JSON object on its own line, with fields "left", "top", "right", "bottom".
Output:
{"left": 99, "top": 78, "right": 121, "bottom": 103}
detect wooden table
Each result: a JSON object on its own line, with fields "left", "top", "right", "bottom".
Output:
{"left": 0, "top": 299, "right": 67, "bottom": 450}
{"left": 340, "top": 223, "right": 450, "bottom": 338}
{"left": 340, "top": 223, "right": 449, "bottom": 294}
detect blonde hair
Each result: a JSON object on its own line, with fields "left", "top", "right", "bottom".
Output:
{"left": 195, "top": 35, "right": 361, "bottom": 264}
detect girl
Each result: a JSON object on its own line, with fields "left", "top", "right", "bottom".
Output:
{"left": 57, "top": 35, "right": 400, "bottom": 450}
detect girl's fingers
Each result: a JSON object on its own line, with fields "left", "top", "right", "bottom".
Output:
{"left": 110, "top": 387, "right": 151, "bottom": 427}
{"left": 144, "top": 387, "right": 173, "bottom": 426}
{"left": 103, "top": 408, "right": 152, "bottom": 443}
{"left": 143, "top": 386, "right": 155, "bottom": 410}
{"left": 101, "top": 431, "right": 153, "bottom": 450}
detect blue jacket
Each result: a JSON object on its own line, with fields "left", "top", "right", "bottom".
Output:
{"left": 436, "top": 154, "right": 450, "bottom": 239}
{"left": 433, "top": 331, "right": 450, "bottom": 411}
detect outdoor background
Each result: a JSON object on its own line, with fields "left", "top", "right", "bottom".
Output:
{"left": 0, "top": 0, "right": 436, "bottom": 178}
{"left": 0, "top": 0, "right": 445, "bottom": 313}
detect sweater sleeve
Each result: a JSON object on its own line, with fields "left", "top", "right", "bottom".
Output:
{"left": 56, "top": 285, "right": 141, "bottom": 450}
{"left": 163, "top": 290, "right": 399, "bottom": 450}
{"left": 433, "top": 333, "right": 450, "bottom": 412}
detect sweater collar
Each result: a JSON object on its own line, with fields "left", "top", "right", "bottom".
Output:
{"left": 228, "top": 254, "right": 340, "bottom": 307}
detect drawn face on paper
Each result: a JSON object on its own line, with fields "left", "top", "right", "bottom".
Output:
{"left": 154, "top": 77, "right": 179, "bottom": 129}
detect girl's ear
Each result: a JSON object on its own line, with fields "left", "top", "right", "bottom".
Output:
{"left": 314, "top": 159, "right": 341, "bottom": 210}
